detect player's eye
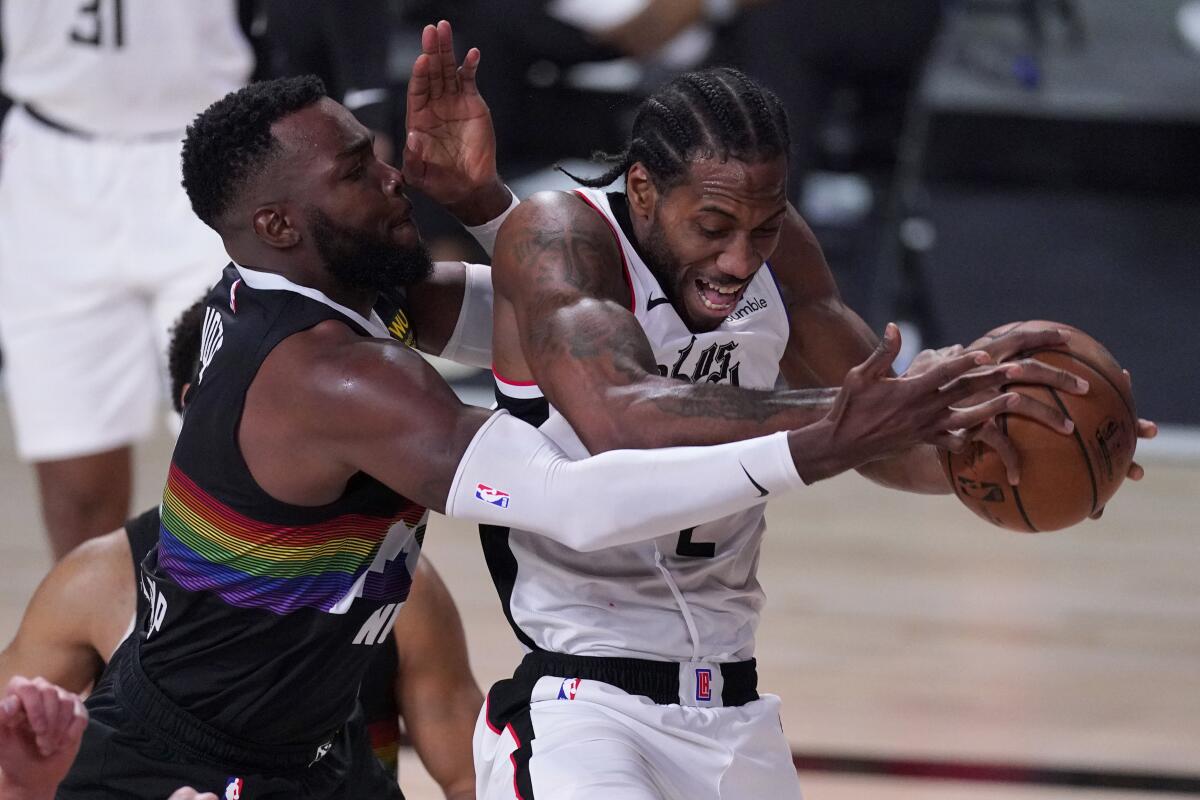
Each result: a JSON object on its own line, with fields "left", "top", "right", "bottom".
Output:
{"left": 753, "top": 227, "right": 781, "bottom": 238}
{"left": 697, "top": 224, "right": 728, "bottom": 239}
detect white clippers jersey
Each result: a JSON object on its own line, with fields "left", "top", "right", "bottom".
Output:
{"left": 486, "top": 187, "right": 790, "bottom": 662}
{"left": 1, "top": 0, "right": 252, "bottom": 137}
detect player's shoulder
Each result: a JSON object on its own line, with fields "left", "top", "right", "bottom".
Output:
{"left": 43, "top": 530, "right": 132, "bottom": 608}
{"left": 259, "top": 319, "right": 435, "bottom": 430}
{"left": 504, "top": 190, "right": 615, "bottom": 240}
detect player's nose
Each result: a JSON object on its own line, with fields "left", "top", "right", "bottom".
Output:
{"left": 715, "top": 234, "right": 760, "bottom": 281}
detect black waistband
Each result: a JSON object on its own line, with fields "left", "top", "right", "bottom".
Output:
{"left": 20, "top": 103, "right": 181, "bottom": 142}
{"left": 515, "top": 651, "right": 759, "bottom": 707}
{"left": 114, "top": 641, "right": 344, "bottom": 770}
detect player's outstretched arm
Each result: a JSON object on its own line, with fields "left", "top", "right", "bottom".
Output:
{"left": 493, "top": 192, "right": 842, "bottom": 453}
{"left": 262, "top": 321, "right": 1021, "bottom": 551}
{"left": 771, "top": 205, "right": 1089, "bottom": 491}
{"left": 0, "top": 677, "right": 88, "bottom": 800}
{"left": 0, "top": 532, "right": 131, "bottom": 693}
{"left": 392, "top": 560, "right": 481, "bottom": 800}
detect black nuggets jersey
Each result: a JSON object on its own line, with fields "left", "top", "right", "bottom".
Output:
{"left": 137, "top": 264, "right": 427, "bottom": 746}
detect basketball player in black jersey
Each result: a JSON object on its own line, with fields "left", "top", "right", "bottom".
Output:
{"left": 0, "top": 298, "right": 480, "bottom": 799}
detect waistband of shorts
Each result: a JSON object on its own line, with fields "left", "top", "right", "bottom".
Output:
{"left": 19, "top": 103, "right": 182, "bottom": 142}
{"left": 114, "top": 641, "right": 343, "bottom": 770}
{"left": 515, "top": 651, "right": 759, "bottom": 707}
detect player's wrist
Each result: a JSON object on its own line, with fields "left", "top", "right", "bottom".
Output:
{"left": 445, "top": 175, "right": 512, "bottom": 227}
{"left": 786, "top": 419, "right": 851, "bottom": 484}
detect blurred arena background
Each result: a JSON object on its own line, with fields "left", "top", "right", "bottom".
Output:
{"left": 1, "top": 0, "right": 1198, "bottom": 798}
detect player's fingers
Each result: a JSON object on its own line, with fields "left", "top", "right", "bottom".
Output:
{"left": 942, "top": 393, "right": 1021, "bottom": 431}
{"left": 975, "top": 422, "right": 1022, "bottom": 485}
{"left": 985, "top": 327, "right": 1069, "bottom": 360}
{"left": 930, "top": 430, "right": 968, "bottom": 453}
{"left": 1127, "top": 461, "right": 1145, "bottom": 481}
{"left": 1090, "top": 505, "right": 1105, "bottom": 520}
{"left": 11, "top": 677, "right": 49, "bottom": 739}
{"left": 459, "top": 47, "right": 481, "bottom": 95}
{"left": 0, "top": 691, "right": 20, "bottom": 726}
{"left": 919, "top": 350, "right": 994, "bottom": 392}
{"left": 1137, "top": 418, "right": 1157, "bottom": 439}
{"left": 423, "top": 24, "right": 444, "bottom": 99}
{"left": 1000, "top": 391, "right": 1075, "bottom": 434}
{"left": 406, "top": 53, "right": 431, "bottom": 114}
{"left": 169, "top": 788, "right": 219, "bottom": 800}
{"left": 1002, "top": 359, "right": 1089, "bottom": 394}
{"left": 437, "top": 20, "right": 459, "bottom": 93}
{"left": 854, "top": 323, "right": 901, "bottom": 380}
{"left": 936, "top": 363, "right": 1015, "bottom": 402}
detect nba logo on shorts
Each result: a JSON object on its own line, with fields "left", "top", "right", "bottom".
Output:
{"left": 557, "top": 677, "right": 581, "bottom": 700}
{"left": 475, "top": 483, "right": 510, "bottom": 508}
{"left": 695, "top": 668, "right": 712, "bottom": 702}
{"left": 224, "top": 777, "right": 243, "bottom": 800}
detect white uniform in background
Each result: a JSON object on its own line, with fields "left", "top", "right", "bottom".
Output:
{"left": 0, "top": 0, "right": 252, "bottom": 460}
{"left": 474, "top": 187, "right": 802, "bottom": 800}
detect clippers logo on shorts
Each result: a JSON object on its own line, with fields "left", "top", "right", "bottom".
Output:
{"left": 198, "top": 306, "right": 224, "bottom": 383}
{"left": 695, "top": 668, "right": 712, "bottom": 702}
{"left": 224, "top": 777, "right": 243, "bottom": 800}
{"left": 558, "top": 677, "right": 582, "bottom": 700}
{"left": 475, "top": 483, "right": 510, "bottom": 508}
{"left": 140, "top": 575, "right": 168, "bottom": 639}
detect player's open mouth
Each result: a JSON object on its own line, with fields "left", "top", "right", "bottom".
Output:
{"left": 694, "top": 278, "right": 745, "bottom": 313}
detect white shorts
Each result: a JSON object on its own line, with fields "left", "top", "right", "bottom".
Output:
{"left": 474, "top": 669, "right": 802, "bottom": 800}
{"left": 0, "top": 105, "right": 226, "bottom": 461}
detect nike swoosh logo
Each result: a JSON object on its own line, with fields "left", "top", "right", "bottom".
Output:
{"left": 646, "top": 295, "right": 671, "bottom": 311}
{"left": 740, "top": 463, "right": 769, "bottom": 497}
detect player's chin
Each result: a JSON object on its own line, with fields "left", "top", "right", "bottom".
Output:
{"left": 389, "top": 218, "right": 421, "bottom": 248}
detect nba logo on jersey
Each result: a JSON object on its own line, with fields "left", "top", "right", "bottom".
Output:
{"left": 695, "top": 668, "right": 712, "bottom": 702}
{"left": 475, "top": 483, "right": 510, "bottom": 508}
{"left": 224, "top": 777, "right": 243, "bottom": 800}
{"left": 558, "top": 677, "right": 582, "bottom": 700}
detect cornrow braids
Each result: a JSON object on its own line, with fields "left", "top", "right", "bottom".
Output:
{"left": 562, "top": 67, "right": 790, "bottom": 191}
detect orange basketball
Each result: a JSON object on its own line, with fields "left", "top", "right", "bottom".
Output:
{"left": 941, "top": 321, "right": 1138, "bottom": 532}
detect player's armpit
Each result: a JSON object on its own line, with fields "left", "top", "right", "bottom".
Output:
{"left": 406, "top": 261, "right": 494, "bottom": 368}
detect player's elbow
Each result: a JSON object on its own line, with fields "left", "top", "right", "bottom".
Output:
{"left": 572, "top": 384, "right": 679, "bottom": 453}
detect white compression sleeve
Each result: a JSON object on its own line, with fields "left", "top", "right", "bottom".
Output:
{"left": 437, "top": 262, "right": 493, "bottom": 370}
{"left": 462, "top": 187, "right": 520, "bottom": 257}
{"left": 445, "top": 411, "right": 803, "bottom": 551}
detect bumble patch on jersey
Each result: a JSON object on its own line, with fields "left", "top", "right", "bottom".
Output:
{"left": 386, "top": 308, "right": 415, "bottom": 346}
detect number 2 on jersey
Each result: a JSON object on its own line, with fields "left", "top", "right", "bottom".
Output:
{"left": 70, "top": 0, "right": 124, "bottom": 48}
{"left": 676, "top": 527, "right": 716, "bottom": 558}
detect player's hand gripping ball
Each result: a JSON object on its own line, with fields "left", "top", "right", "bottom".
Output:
{"left": 942, "top": 321, "right": 1138, "bottom": 531}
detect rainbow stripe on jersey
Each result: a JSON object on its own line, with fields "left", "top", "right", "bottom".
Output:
{"left": 159, "top": 464, "right": 426, "bottom": 615}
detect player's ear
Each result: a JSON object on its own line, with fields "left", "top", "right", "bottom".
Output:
{"left": 625, "top": 163, "right": 658, "bottom": 221}
{"left": 252, "top": 204, "right": 301, "bottom": 249}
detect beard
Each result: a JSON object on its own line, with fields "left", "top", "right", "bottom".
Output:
{"left": 307, "top": 206, "right": 433, "bottom": 291}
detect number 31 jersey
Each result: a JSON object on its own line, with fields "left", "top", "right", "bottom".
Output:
{"left": 485, "top": 187, "right": 790, "bottom": 663}
{"left": 0, "top": 0, "right": 252, "bottom": 137}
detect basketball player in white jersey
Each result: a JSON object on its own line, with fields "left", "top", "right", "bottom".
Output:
{"left": 482, "top": 67, "right": 1156, "bottom": 798}
{"left": 0, "top": 1, "right": 255, "bottom": 557}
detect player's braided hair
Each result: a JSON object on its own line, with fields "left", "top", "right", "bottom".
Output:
{"left": 181, "top": 75, "right": 327, "bottom": 229}
{"left": 166, "top": 297, "right": 207, "bottom": 414}
{"left": 561, "top": 67, "right": 790, "bottom": 190}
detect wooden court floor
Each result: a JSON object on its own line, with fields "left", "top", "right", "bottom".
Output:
{"left": 0, "top": 403, "right": 1196, "bottom": 800}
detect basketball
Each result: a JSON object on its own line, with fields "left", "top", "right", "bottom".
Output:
{"left": 942, "top": 321, "right": 1138, "bottom": 532}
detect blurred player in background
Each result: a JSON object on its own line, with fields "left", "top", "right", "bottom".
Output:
{"left": 0, "top": 2, "right": 253, "bottom": 557}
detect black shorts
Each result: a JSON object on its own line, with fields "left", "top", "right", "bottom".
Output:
{"left": 57, "top": 641, "right": 403, "bottom": 800}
